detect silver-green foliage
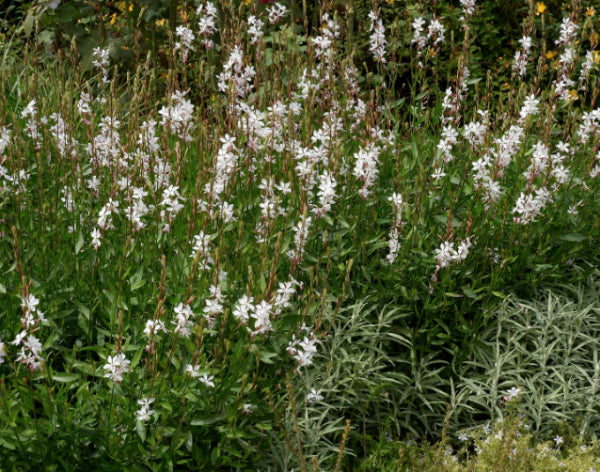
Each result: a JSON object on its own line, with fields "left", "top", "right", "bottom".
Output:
{"left": 456, "top": 281, "right": 600, "bottom": 438}
{"left": 265, "top": 301, "right": 463, "bottom": 470}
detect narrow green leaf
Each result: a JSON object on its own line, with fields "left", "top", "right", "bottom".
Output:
{"left": 191, "top": 414, "right": 225, "bottom": 426}
{"left": 52, "top": 373, "right": 80, "bottom": 383}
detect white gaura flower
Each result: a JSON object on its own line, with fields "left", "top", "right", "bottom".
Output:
{"left": 505, "top": 387, "right": 521, "bottom": 402}
{"left": 185, "top": 363, "right": 200, "bottom": 378}
{"left": 143, "top": 319, "right": 167, "bottom": 338}
{"left": 175, "top": 26, "right": 195, "bottom": 63}
{"left": 368, "top": 9, "right": 387, "bottom": 63}
{"left": 136, "top": 397, "right": 155, "bottom": 422}
{"left": 91, "top": 227, "right": 102, "bottom": 250}
{"left": 434, "top": 241, "right": 457, "bottom": 268}
{"left": 199, "top": 373, "right": 215, "bottom": 388}
{"left": 307, "top": 389, "right": 323, "bottom": 403}
{"left": 103, "top": 352, "right": 130, "bottom": 383}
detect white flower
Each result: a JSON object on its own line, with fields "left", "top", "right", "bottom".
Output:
{"left": 455, "top": 238, "right": 472, "bottom": 262}
{"left": 267, "top": 3, "right": 287, "bottom": 24}
{"left": 250, "top": 300, "right": 273, "bottom": 336}
{"left": 21, "top": 294, "right": 40, "bottom": 313}
{"left": 185, "top": 364, "right": 200, "bottom": 378}
{"left": 143, "top": 319, "right": 167, "bottom": 338}
{"left": 434, "top": 241, "right": 457, "bottom": 268}
{"left": 103, "top": 352, "right": 130, "bottom": 383}
{"left": 92, "top": 47, "right": 110, "bottom": 83}
{"left": 233, "top": 295, "right": 254, "bottom": 324}
{"left": 519, "top": 94, "right": 539, "bottom": 122}
{"left": 247, "top": 15, "right": 264, "bottom": 44}
{"left": 431, "top": 168, "right": 446, "bottom": 180}
{"left": 91, "top": 228, "right": 102, "bottom": 250}
{"left": 136, "top": 397, "right": 155, "bottom": 422}
{"left": 11, "top": 330, "right": 27, "bottom": 346}
{"left": 307, "top": 389, "right": 323, "bottom": 403}
{"left": 506, "top": 387, "right": 521, "bottom": 402}
{"left": 368, "top": 10, "right": 387, "bottom": 63}
{"left": 554, "top": 435, "right": 564, "bottom": 447}
{"left": 159, "top": 91, "right": 195, "bottom": 141}
{"left": 199, "top": 373, "right": 215, "bottom": 388}
{"left": 287, "top": 330, "right": 318, "bottom": 367}
{"left": 173, "top": 303, "right": 195, "bottom": 338}
{"left": 315, "top": 171, "right": 337, "bottom": 217}
{"left": 175, "top": 26, "right": 195, "bottom": 63}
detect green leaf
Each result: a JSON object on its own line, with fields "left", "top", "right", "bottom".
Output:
{"left": 23, "top": 10, "right": 35, "bottom": 36}
{"left": 52, "top": 372, "right": 80, "bottom": 383}
{"left": 185, "top": 432, "right": 193, "bottom": 452}
{"left": 129, "top": 266, "right": 145, "bottom": 291}
{"left": 191, "top": 414, "right": 225, "bottom": 426}
{"left": 258, "top": 349, "right": 278, "bottom": 364}
{"left": 78, "top": 303, "right": 90, "bottom": 334}
{"left": 75, "top": 231, "right": 84, "bottom": 254}
{"left": 136, "top": 420, "right": 147, "bottom": 442}
{"left": 254, "top": 422, "right": 273, "bottom": 431}
{"left": 560, "top": 233, "right": 585, "bottom": 242}
{"left": 131, "top": 346, "right": 144, "bottom": 369}
{"left": 462, "top": 287, "right": 480, "bottom": 299}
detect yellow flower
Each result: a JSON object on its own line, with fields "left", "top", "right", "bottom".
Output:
{"left": 110, "top": 12, "right": 117, "bottom": 26}
{"left": 242, "top": 0, "right": 251, "bottom": 5}
{"left": 567, "top": 90, "right": 579, "bottom": 101}
{"left": 593, "top": 51, "right": 600, "bottom": 63}
{"left": 536, "top": 2, "right": 547, "bottom": 15}
{"left": 385, "top": 0, "right": 394, "bottom": 4}
{"left": 586, "top": 7, "right": 596, "bottom": 17}
{"left": 155, "top": 18, "right": 166, "bottom": 27}
{"left": 545, "top": 50, "right": 556, "bottom": 59}
{"left": 117, "top": 1, "right": 133, "bottom": 12}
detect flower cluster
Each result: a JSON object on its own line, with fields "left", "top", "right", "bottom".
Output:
{"left": 287, "top": 324, "right": 318, "bottom": 368}
{"left": 217, "top": 46, "right": 256, "bottom": 98}
{"left": 103, "top": 352, "right": 130, "bottom": 383}
{"left": 136, "top": 397, "right": 155, "bottom": 422}
{"left": 7, "top": 293, "right": 46, "bottom": 372}
{"left": 196, "top": 2, "right": 218, "bottom": 49}
{"left": 434, "top": 238, "right": 473, "bottom": 269}
{"left": 159, "top": 90, "right": 195, "bottom": 142}
{"left": 368, "top": 10, "right": 387, "bottom": 63}
{"left": 411, "top": 16, "right": 446, "bottom": 68}
{"left": 247, "top": 15, "right": 264, "bottom": 45}
{"left": 266, "top": 2, "right": 287, "bottom": 25}
{"left": 92, "top": 47, "right": 110, "bottom": 84}
{"left": 173, "top": 303, "right": 197, "bottom": 338}
{"left": 386, "top": 193, "right": 404, "bottom": 263}
{"left": 175, "top": 26, "right": 195, "bottom": 64}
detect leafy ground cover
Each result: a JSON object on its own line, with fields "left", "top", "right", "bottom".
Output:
{"left": 1, "top": 0, "right": 600, "bottom": 470}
